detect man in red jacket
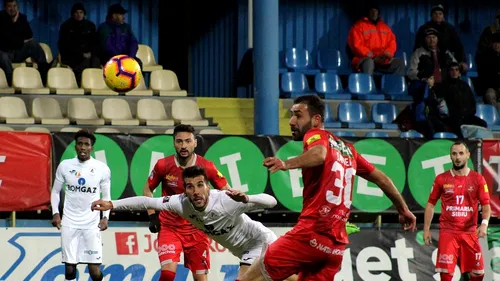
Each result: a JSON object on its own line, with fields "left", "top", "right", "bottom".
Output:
{"left": 347, "top": 5, "right": 405, "bottom": 75}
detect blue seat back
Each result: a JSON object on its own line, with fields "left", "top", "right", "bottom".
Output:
{"left": 381, "top": 75, "right": 407, "bottom": 95}
{"left": 371, "top": 103, "right": 398, "bottom": 124}
{"left": 285, "top": 48, "right": 311, "bottom": 70}
{"left": 324, "top": 103, "right": 335, "bottom": 123}
{"left": 338, "top": 102, "right": 368, "bottom": 123}
{"left": 281, "top": 72, "right": 309, "bottom": 93}
{"left": 335, "top": 131, "right": 356, "bottom": 137}
{"left": 468, "top": 53, "right": 477, "bottom": 72}
{"left": 400, "top": 130, "right": 424, "bottom": 138}
{"left": 348, "top": 73, "right": 376, "bottom": 95}
{"left": 476, "top": 104, "right": 500, "bottom": 126}
{"left": 433, "top": 132, "right": 458, "bottom": 139}
{"left": 317, "top": 49, "right": 342, "bottom": 70}
{"left": 315, "top": 73, "right": 342, "bottom": 94}
{"left": 365, "top": 131, "right": 390, "bottom": 138}
{"left": 461, "top": 76, "right": 477, "bottom": 95}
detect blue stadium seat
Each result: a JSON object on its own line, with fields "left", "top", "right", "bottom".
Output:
{"left": 280, "top": 72, "right": 316, "bottom": 98}
{"left": 338, "top": 102, "right": 376, "bottom": 129}
{"left": 324, "top": 103, "right": 341, "bottom": 128}
{"left": 460, "top": 124, "right": 494, "bottom": 139}
{"left": 317, "top": 49, "right": 342, "bottom": 72}
{"left": 467, "top": 53, "right": 478, "bottom": 77}
{"left": 400, "top": 130, "right": 424, "bottom": 138}
{"left": 476, "top": 104, "right": 500, "bottom": 131}
{"left": 347, "top": 73, "right": 384, "bottom": 100}
{"left": 335, "top": 131, "right": 356, "bottom": 137}
{"left": 371, "top": 103, "right": 398, "bottom": 129}
{"left": 284, "top": 48, "right": 319, "bottom": 75}
{"left": 433, "top": 132, "right": 458, "bottom": 139}
{"left": 365, "top": 131, "right": 390, "bottom": 138}
{"left": 381, "top": 74, "right": 411, "bottom": 101}
{"left": 314, "top": 73, "right": 351, "bottom": 100}
{"left": 461, "top": 76, "right": 482, "bottom": 102}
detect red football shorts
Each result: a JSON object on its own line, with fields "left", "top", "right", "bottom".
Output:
{"left": 157, "top": 226, "right": 210, "bottom": 274}
{"left": 436, "top": 231, "right": 484, "bottom": 275}
{"left": 263, "top": 231, "right": 346, "bottom": 281}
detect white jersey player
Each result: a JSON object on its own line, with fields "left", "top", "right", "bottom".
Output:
{"left": 51, "top": 129, "right": 111, "bottom": 281}
{"left": 92, "top": 165, "right": 293, "bottom": 281}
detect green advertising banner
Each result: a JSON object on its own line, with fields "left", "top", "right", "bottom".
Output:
{"left": 52, "top": 134, "right": 480, "bottom": 214}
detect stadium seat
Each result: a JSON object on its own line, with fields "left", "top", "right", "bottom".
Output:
{"left": 281, "top": 72, "right": 315, "bottom": 98}
{"left": 317, "top": 49, "right": 342, "bottom": 72}
{"left": 32, "top": 97, "right": 70, "bottom": 125}
{"left": 137, "top": 99, "right": 175, "bottom": 126}
{"left": 284, "top": 48, "right": 319, "bottom": 74}
{"left": 67, "top": 98, "right": 105, "bottom": 125}
{"left": 461, "top": 76, "right": 481, "bottom": 102}
{"left": 460, "top": 124, "right": 494, "bottom": 139}
{"left": 12, "top": 67, "right": 50, "bottom": 94}
{"left": 60, "top": 127, "right": 82, "bottom": 132}
{"left": 324, "top": 103, "right": 341, "bottom": 128}
{"left": 337, "top": 102, "right": 375, "bottom": 129}
{"left": 381, "top": 74, "right": 411, "bottom": 101}
{"left": 371, "top": 103, "right": 398, "bottom": 129}
{"left": 0, "top": 126, "right": 14, "bottom": 131}
{"left": 95, "top": 127, "right": 122, "bottom": 133}
{"left": 0, "top": 96, "right": 35, "bottom": 124}
{"left": 314, "top": 73, "right": 351, "bottom": 100}
{"left": 136, "top": 44, "right": 163, "bottom": 72}
{"left": 150, "top": 70, "right": 187, "bottom": 96}
{"left": 40, "top": 43, "right": 53, "bottom": 64}
{"left": 171, "top": 99, "right": 209, "bottom": 126}
{"left": 433, "top": 132, "right": 458, "bottom": 139}
{"left": 0, "top": 68, "right": 14, "bottom": 94}
{"left": 335, "top": 131, "right": 356, "bottom": 137}
{"left": 476, "top": 104, "right": 500, "bottom": 131}
{"left": 199, "top": 129, "right": 224, "bottom": 135}
{"left": 81, "top": 68, "right": 118, "bottom": 95}
{"left": 129, "top": 128, "right": 156, "bottom": 134}
{"left": 165, "top": 128, "right": 174, "bottom": 134}
{"left": 467, "top": 53, "right": 478, "bottom": 77}
{"left": 102, "top": 98, "right": 139, "bottom": 126}
{"left": 24, "top": 126, "right": 51, "bottom": 133}
{"left": 347, "top": 73, "right": 384, "bottom": 100}
{"left": 47, "top": 68, "right": 84, "bottom": 95}
{"left": 365, "top": 131, "right": 390, "bottom": 138}
{"left": 125, "top": 73, "right": 153, "bottom": 96}
{"left": 400, "top": 130, "right": 424, "bottom": 138}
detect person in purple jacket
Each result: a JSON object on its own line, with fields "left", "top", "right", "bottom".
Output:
{"left": 97, "top": 3, "right": 142, "bottom": 69}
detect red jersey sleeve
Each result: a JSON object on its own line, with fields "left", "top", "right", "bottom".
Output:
{"left": 476, "top": 174, "right": 490, "bottom": 206}
{"left": 303, "top": 129, "right": 329, "bottom": 151}
{"left": 428, "top": 176, "right": 443, "bottom": 205}
{"left": 147, "top": 160, "right": 165, "bottom": 190}
{"left": 353, "top": 147, "right": 375, "bottom": 176}
{"left": 205, "top": 161, "right": 228, "bottom": 189}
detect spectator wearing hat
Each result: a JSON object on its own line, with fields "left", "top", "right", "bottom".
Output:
{"left": 408, "top": 28, "right": 457, "bottom": 84}
{"left": 413, "top": 4, "right": 467, "bottom": 72}
{"left": 479, "top": 33, "right": 500, "bottom": 110}
{"left": 97, "top": 3, "right": 142, "bottom": 69}
{"left": 346, "top": 4, "right": 405, "bottom": 75}
{"left": 58, "top": 2, "right": 100, "bottom": 85}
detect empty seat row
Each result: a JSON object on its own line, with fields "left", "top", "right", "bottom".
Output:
{"left": 0, "top": 97, "right": 208, "bottom": 127}
{"left": 335, "top": 130, "right": 459, "bottom": 139}
{"left": 0, "top": 126, "right": 224, "bottom": 135}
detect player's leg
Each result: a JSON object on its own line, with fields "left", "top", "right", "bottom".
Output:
{"left": 436, "top": 232, "right": 460, "bottom": 281}
{"left": 182, "top": 232, "right": 210, "bottom": 281}
{"left": 80, "top": 228, "right": 104, "bottom": 281}
{"left": 459, "top": 233, "right": 485, "bottom": 281}
{"left": 61, "top": 226, "right": 79, "bottom": 281}
{"left": 157, "top": 227, "right": 183, "bottom": 281}
{"left": 295, "top": 242, "right": 346, "bottom": 281}
{"left": 64, "top": 264, "right": 77, "bottom": 281}
{"left": 87, "top": 264, "right": 103, "bottom": 281}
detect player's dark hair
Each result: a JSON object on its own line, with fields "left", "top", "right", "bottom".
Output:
{"left": 451, "top": 140, "right": 469, "bottom": 152}
{"left": 182, "top": 166, "right": 208, "bottom": 186}
{"left": 293, "top": 95, "right": 325, "bottom": 122}
{"left": 173, "top": 124, "right": 196, "bottom": 137}
{"left": 74, "top": 129, "right": 96, "bottom": 145}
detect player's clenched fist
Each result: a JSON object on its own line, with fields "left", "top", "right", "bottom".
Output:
{"left": 263, "top": 157, "right": 287, "bottom": 173}
{"left": 91, "top": 199, "right": 113, "bottom": 211}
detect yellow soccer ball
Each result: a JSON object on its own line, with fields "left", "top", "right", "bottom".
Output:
{"left": 103, "top": 55, "right": 141, "bottom": 92}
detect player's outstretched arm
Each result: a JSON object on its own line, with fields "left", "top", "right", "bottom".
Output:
{"left": 226, "top": 189, "right": 277, "bottom": 209}
{"left": 92, "top": 196, "right": 170, "bottom": 212}
{"left": 423, "top": 202, "right": 435, "bottom": 245}
{"left": 264, "top": 145, "right": 327, "bottom": 173}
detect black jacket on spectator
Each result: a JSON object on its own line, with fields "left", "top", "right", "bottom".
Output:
{"left": 58, "top": 18, "right": 98, "bottom": 66}
{"left": 0, "top": 11, "right": 33, "bottom": 52}
{"left": 477, "top": 48, "right": 500, "bottom": 90}
{"left": 414, "top": 21, "right": 465, "bottom": 63}
{"left": 437, "top": 78, "right": 476, "bottom": 118}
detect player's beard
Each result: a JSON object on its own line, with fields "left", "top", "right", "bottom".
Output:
{"left": 291, "top": 122, "right": 313, "bottom": 141}
{"left": 453, "top": 163, "right": 466, "bottom": 171}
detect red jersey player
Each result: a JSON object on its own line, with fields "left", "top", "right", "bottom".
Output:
{"left": 424, "top": 141, "right": 490, "bottom": 281}
{"left": 240, "top": 95, "right": 416, "bottom": 281}
{"left": 143, "top": 124, "right": 230, "bottom": 281}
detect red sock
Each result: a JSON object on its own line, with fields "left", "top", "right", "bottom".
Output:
{"left": 160, "top": 270, "right": 176, "bottom": 281}
{"left": 440, "top": 273, "right": 453, "bottom": 281}
{"left": 469, "top": 274, "right": 484, "bottom": 281}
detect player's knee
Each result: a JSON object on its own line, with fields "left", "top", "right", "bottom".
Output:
{"left": 88, "top": 265, "right": 103, "bottom": 281}
{"left": 160, "top": 270, "right": 176, "bottom": 281}
{"left": 65, "top": 264, "right": 77, "bottom": 280}
{"left": 439, "top": 273, "right": 453, "bottom": 281}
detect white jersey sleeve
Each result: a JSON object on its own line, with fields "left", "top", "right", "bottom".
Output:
{"left": 222, "top": 193, "right": 277, "bottom": 215}
{"left": 111, "top": 195, "right": 183, "bottom": 214}
{"left": 100, "top": 166, "right": 111, "bottom": 219}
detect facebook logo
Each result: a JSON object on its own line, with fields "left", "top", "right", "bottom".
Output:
{"left": 0, "top": 155, "right": 6, "bottom": 187}
{"left": 115, "top": 232, "right": 139, "bottom": 255}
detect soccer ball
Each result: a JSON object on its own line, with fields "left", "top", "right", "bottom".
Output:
{"left": 103, "top": 55, "right": 142, "bottom": 92}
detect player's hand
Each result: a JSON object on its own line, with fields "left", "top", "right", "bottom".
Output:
{"left": 263, "top": 157, "right": 287, "bottom": 173}
{"left": 51, "top": 213, "right": 61, "bottom": 230}
{"left": 148, "top": 213, "right": 160, "bottom": 233}
{"left": 226, "top": 189, "right": 249, "bottom": 203}
{"left": 477, "top": 224, "right": 487, "bottom": 238}
{"left": 91, "top": 199, "right": 113, "bottom": 211}
{"left": 398, "top": 209, "right": 417, "bottom": 232}
{"left": 99, "top": 217, "right": 108, "bottom": 231}
{"left": 423, "top": 230, "right": 432, "bottom": 245}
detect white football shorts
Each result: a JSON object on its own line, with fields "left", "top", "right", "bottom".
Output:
{"left": 240, "top": 230, "right": 278, "bottom": 265}
{"left": 61, "top": 226, "right": 103, "bottom": 264}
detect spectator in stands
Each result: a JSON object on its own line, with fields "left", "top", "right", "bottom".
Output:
{"left": 408, "top": 28, "right": 456, "bottom": 84}
{"left": 346, "top": 4, "right": 405, "bottom": 75}
{"left": 97, "top": 3, "right": 142, "bottom": 69}
{"left": 476, "top": 10, "right": 500, "bottom": 63}
{"left": 0, "top": 0, "right": 49, "bottom": 85}
{"left": 478, "top": 33, "right": 500, "bottom": 110}
{"left": 58, "top": 3, "right": 100, "bottom": 86}
{"left": 413, "top": 5, "right": 467, "bottom": 72}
